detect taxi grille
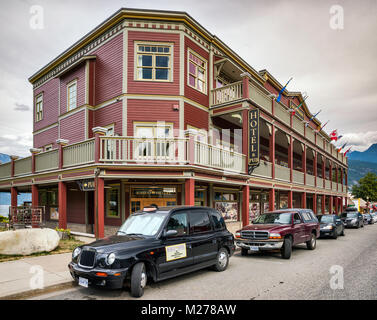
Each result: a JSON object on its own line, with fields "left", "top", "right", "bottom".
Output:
{"left": 79, "top": 249, "right": 96, "bottom": 267}
{"left": 240, "top": 230, "right": 269, "bottom": 240}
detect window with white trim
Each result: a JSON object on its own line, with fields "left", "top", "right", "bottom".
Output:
{"left": 67, "top": 80, "right": 77, "bottom": 111}
{"left": 35, "top": 94, "right": 43, "bottom": 122}
{"left": 188, "top": 49, "right": 207, "bottom": 94}
{"left": 136, "top": 43, "right": 172, "bottom": 81}
{"left": 44, "top": 144, "right": 53, "bottom": 151}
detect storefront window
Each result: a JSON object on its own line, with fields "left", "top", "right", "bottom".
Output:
{"left": 325, "top": 196, "right": 330, "bottom": 213}
{"left": 130, "top": 186, "right": 177, "bottom": 212}
{"left": 306, "top": 195, "right": 314, "bottom": 211}
{"left": 279, "top": 191, "right": 288, "bottom": 209}
{"left": 195, "top": 189, "right": 206, "bottom": 206}
{"left": 214, "top": 190, "right": 239, "bottom": 222}
{"left": 317, "top": 196, "right": 322, "bottom": 214}
{"left": 292, "top": 192, "right": 301, "bottom": 208}
{"left": 106, "top": 187, "right": 120, "bottom": 218}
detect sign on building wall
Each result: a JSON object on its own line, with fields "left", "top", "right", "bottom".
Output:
{"left": 248, "top": 108, "right": 260, "bottom": 174}
{"left": 77, "top": 179, "right": 95, "bottom": 191}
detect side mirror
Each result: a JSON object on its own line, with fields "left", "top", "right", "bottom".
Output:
{"left": 163, "top": 230, "right": 178, "bottom": 238}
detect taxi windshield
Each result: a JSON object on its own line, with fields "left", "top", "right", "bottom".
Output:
{"left": 253, "top": 212, "right": 292, "bottom": 225}
{"left": 118, "top": 212, "right": 169, "bottom": 236}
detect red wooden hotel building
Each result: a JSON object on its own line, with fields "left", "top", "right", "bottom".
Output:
{"left": 0, "top": 8, "right": 348, "bottom": 237}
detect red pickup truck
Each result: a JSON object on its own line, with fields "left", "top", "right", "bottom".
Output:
{"left": 235, "top": 209, "right": 320, "bottom": 259}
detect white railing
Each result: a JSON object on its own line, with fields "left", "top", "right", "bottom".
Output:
{"left": 100, "top": 136, "right": 188, "bottom": 164}
{"left": 14, "top": 157, "right": 32, "bottom": 176}
{"left": 317, "top": 177, "right": 324, "bottom": 188}
{"left": 211, "top": 81, "right": 243, "bottom": 105}
{"left": 35, "top": 149, "right": 59, "bottom": 172}
{"left": 249, "top": 83, "right": 272, "bottom": 113}
{"left": 325, "top": 179, "right": 331, "bottom": 190}
{"left": 0, "top": 162, "right": 11, "bottom": 179}
{"left": 251, "top": 160, "right": 272, "bottom": 178}
{"left": 194, "top": 141, "right": 245, "bottom": 173}
{"left": 63, "top": 139, "right": 95, "bottom": 168}
{"left": 274, "top": 101, "right": 290, "bottom": 125}
{"left": 275, "top": 164, "right": 290, "bottom": 181}
{"left": 293, "top": 170, "right": 304, "bottom": 184}
{"left": 306, "top": 174, "right": 315, "bottom": 187}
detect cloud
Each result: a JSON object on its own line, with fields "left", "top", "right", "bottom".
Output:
{"left": 333, "top": 131, "right": 377, "bottom": 152}
{"left": 14, "top": 103, "right": 30, "bottom": 111}
{"left": 0, "top": 133, "right": 32, "bottom": 157}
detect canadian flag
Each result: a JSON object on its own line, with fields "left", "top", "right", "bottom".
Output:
{"left": 330, "top": 130, "right": 338, "bottom": 141}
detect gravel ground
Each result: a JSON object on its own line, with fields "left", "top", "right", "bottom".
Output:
{"left": 32, "top": 224, "right": 377, "bottom": 300}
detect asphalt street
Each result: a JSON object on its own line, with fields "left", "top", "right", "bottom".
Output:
{"left": 32, "top": 223, "right": 377, "bottom": 300}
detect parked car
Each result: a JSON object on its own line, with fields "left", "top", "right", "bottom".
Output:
{"left": 317, "top": 214, "right": 345, "bottom": 239}
{"left": 363, "top": 213, "right": 374, "bottom": 224}
{"left": 340, "top": 210, "right": 364, "bottom": 228}
{"left": 68, "top": 206, "right": 235, "bottom": 297}
{"left": 235, "top": 209, "right": 320, "bottom": 259}
{"left": 371, "top": 213, "right": 377, "bottom": 224}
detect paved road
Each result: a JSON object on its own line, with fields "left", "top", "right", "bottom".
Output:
{"left": 33, "top": 224, "right": 377, "bottom": 300}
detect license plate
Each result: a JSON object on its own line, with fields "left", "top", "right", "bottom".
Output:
{"left": 250, "top": 246, "right": 259, "bottom": 251}
{"left": 79, "top": 277, "right": 88, "bottom": 288}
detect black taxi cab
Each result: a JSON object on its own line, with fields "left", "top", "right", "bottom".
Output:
{"left": 68, "top": 206, "right": 235, "bottom": 297}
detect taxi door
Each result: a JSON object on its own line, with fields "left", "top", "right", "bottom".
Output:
{"left": 157, "top": 211, "right": 194, "bottom": 278}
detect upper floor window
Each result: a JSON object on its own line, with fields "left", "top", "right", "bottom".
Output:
{"left": 67, "top": 80, "right": 77, "bottom": 111}
{"left": 35, "top": 94, "right": 43, "bottom": 122}
{"left": 136, "top": 43, "right": 172, "bottom": 81}
{"left": 188, "top": 49, "right": 207, "bottom": 94}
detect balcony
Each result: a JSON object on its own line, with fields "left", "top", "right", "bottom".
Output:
{"left": 0, "top": 136, "right": 247, "bottom": 181}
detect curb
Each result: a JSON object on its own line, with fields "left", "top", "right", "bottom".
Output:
{"left": 0, "top": 281, "right": 77, "bottom": 300}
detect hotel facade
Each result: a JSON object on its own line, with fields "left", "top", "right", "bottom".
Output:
{"left": 0, "top": 8, "right": 348, "bottom": 237}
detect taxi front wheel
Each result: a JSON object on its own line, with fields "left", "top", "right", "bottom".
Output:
{"left": 130, "top": 262, "right": 147, "bottom": 297}
{"left": 213, "top": 247, "right": 229, "bottom": 272}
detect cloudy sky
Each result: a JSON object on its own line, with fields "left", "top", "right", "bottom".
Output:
{"left": 0, "top": 0, "right": 376, "bottom": 156}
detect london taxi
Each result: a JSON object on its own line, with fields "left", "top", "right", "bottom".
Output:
{"left": 68, "top": 206, "right": 235, "bottom": 297}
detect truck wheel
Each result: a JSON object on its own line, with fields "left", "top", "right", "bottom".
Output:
{"left": 306, "top": 233, "right": 316, "bottom": 250}
{"left": 130, "top": 262, "right": 147, "bottom": 298}
{"left": 241, "top": 248, "right": 248, "bottom": 256}
{"left": 213, "top": 247, "right": 229, "bottom": 272}
{"left": 281, "top": 237, "right": 292, "bottom": 259}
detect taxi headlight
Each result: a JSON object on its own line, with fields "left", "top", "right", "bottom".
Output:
{"left": 106, "top": 253, "right": 116, "bottom": 265}
{"left": 72, "top": 247, "right": 81, "bottom": 259}
{"left": 352, "top": 219, "right": 357, "bottom": 223}
{"left": 322, "top": 225, "right": 333, "bottom": 230}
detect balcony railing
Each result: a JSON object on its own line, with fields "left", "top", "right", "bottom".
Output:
{"left": 275, "top": 164, "right": 290, "bottom": 182}
{"left": 63, "top": 139, "right": 95, "bottom": 167}
{"left": 211, "top": 81, "right": 243, "bottom": 105}
{"left": 306, "top": 174, "right": 315, "bottom": 187}
{"left": 35, "top": 149, "right": 59, "bottom": 172}
{"left": 251, "top": 160, "right": 272, "bottom": 178}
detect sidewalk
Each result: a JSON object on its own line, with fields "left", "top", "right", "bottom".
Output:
{"left": 0, "top": 252, "right": 74, "bottom": 299}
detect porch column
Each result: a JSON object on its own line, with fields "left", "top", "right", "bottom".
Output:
{"left": 269, "top": 189, "right": 275, "bottom": 211}
{"left": 313, "top": 193, "right": 317, "bottom": 214}
{"left": 288, "top": 190, "right": 293, "bottom": 208}
{"left": 240, "top": 72, "right": 251, "bottom": 99}
{"left": 58, "top": 181, "right": 67, "bottom": 229}
{"left": 322, "top": 157, "right": 326, "bottom": 188}
{"left": 92, "top": 127, "right": 107, "bottom": 163}
{"left": 302, "top": 144, "right": 306, "bottom": 185}
{"left": 10, "top": 155, "right": 19, "bottom": 177}
{"left": 242, "top": 185, "right": 250, "bottom": 226}
{"left": 288, "top": 136, "right": 293, "bottom": 182}
{"left": 56, "top": 139, "right": 69, "bottom": 169}
{"left": 269, "top": 125, "right": 275, "bottom": 179}
{"left": 94, "top": 177, "right": 105, "bottom": 239}
{"left": 335, "top": 165, "right": 339, "bottom": 191}
{"left": 329, "top": 195, "right": 333, "bottom": 214}
{"left": 335, "top": 197, "right": 339, "bottom": 214}
{"left": 329, "top": 161, "right": 333, "bottom": 189}
{"left": 322, "top": 194, "right": 326, "bottom": 214}
{"left": 30, "top": 148, "right": 42, "bottom": 174}
{"left": 31, "top": 184, "right": 39, "bottom": 228}
{"left": 185, "top": 178, "right": 195, "bottom": 206}
{"left": 302, "top": 192, "right": 307, "bottom": 208}
{"left": 11, "top": 187, "right": 18, "bottom": 208}
{"left": 314, "top": 151, "right": 317, "bottom": 187}
{"left": 242, "top": 108, "right": 249, "bottom": 173}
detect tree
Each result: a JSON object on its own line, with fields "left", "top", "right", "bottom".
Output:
{"left": 351, "top": 172, "right": 377, "bottom": 202}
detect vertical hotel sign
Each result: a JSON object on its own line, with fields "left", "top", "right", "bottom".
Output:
{"left": 248, "top": 109, "right": 260, "bottom": 174}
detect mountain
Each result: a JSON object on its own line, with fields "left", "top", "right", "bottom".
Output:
{"left": 348, "top": 144, "right": 377, "bottom": 163}
{"left": 0, "top": 153, "right": 10, "bottom": 164}
{"left": 348, "top": 159, "right": 377, "bottom": 186}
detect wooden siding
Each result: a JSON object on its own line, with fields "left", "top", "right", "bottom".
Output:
{"left": 184, "top": 37, "right": 209, "bottom": 107}
{"left": 127, "top": 31, "right": 180, "bottom": 95}
{"left": 94, "top": 101, "right": 123, "bottom": 135}
{"left": 59, "top": 64, "right": 86, "bottom": 115}
{"left": 33, "top": 78, "right": 60, "bottom": 132}
{"left": 184, "top": 102, "right": 209, "bottom": 130}
{"left": 60, "top": 110, "right": 86, "bottom": 144}
{"left": 33, "top": 126, "right": 59, "bottom": 149}
{"left": 127, "top": 99, "right": 179, "bottom": 136}
{"left": 93, "top": 33, "right": 123, "bottom": 104}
